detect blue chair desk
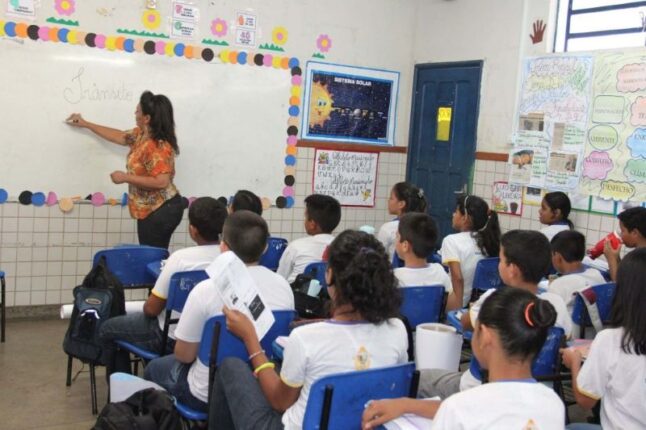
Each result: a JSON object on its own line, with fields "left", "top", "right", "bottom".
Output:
{"left": 446, "top": 309, "right": 472, "bottom": 341}
{"left": 146, "top": 260, "right": 163, "bottom": 279}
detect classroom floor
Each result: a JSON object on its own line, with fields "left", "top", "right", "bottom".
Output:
{"left": 0, "top": 318, "right": 594, "bottom": 429}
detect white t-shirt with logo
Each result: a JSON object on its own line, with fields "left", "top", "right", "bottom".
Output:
{"left": 460, "top": 288, "right": 572, "bottom": 391}
{"left": 394, "top": 264, "right": 452, "bottom": 293}
{"left": 280, "top": 319, "right": 408, "bottom": 429}
{"left": 440, "top": 232, "right": 485, "bottom": 307}
{"left": 277, "top": 234, "right": 334, "bottom": 283}
{"left": 547, "top": 267, "right": 606, "bottom": 312}
{"left": 150, "top": 244, "right": 222, "bottom": 338}
{"left": 432, "top": 381, "right": 565, "bottom": 429}
{"left": 174, "top": 264, "right": 295, "bottom": 403}
{"left": 377, "top": 219, "right": 399, "bottom": 260}
{"left": 577, "top": 327, "right": 646, "bottom": 430}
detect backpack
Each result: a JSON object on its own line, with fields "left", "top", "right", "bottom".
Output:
{"left": 291, "top": 273, "right": 330, "bottom": 319}
{"left": 93, "top": 388, "right": 186, "bottom": 430}
{"left": 63, "top": 256, "right": 126, "bottom": 364}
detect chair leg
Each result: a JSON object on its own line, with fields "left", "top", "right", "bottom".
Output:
{"left": 90, "top": 364, "right": 98, "bottom": 415}
{"left": 66, "top": 355, "right": 73, "bottom": 387}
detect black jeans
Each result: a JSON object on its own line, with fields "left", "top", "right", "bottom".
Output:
{"left": 137, "top": 194, "right": 184, "bottom": 249}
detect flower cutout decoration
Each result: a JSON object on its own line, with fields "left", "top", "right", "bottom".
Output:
{"left": 272, "top": 26, "right": 288, "bottom": 45}
{"left": 211, "top": 18, "right": 227, "bottom": 37}
{"left": 54, "top": 0, "right": 76, "bottom": 16}
{"left": 142, "top": 9, "right": 161, "bottom": 30}
{"left": 316, "top": 34, "right": 332, "bottom": 53}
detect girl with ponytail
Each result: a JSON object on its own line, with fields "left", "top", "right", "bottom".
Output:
{"left": 539, "top": 191, "right": 573, "bottom": 240}
{"left": 362, "top": 288, "right": 565, "bottom": 429}
{"left": 441, "top": 194, "right": 501, "bottom": 310}
{"left": 211, "top": 230, "right": 408, "bottom": 429}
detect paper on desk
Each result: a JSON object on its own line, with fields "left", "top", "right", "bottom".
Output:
{"left": 383, "top": 414, "right": 433, "bottom": 430}
{"left": 206, "top": 251, "right": 275, "bottom": 340}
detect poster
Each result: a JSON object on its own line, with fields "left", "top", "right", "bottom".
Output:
{"left": 170, "top": 1, "right": 199, "bottom": 40}
{"left": 6, "top": 0, "right": 35, "bottom": 18}
{"left": 522, "top": 186, "right": 544, "bottom": 207}
{"left": 492, "top": 182, "right": 523, "bottom": 216}
{"left": 579, "top": 50, "right": 646, "bottom": 202}
{"left": 312, "top": 149, "right": 378, "bottom": 207}
{"left": 301, "top": 62, "right": 399, "bottom": 146}
{"left": 508, "top": 131, "right": 549, "bottom": 187}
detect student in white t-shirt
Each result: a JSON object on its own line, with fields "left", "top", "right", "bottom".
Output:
{"left": 144, "top": 210, "right": 295, "bottom": 412}
{"left": 394, "top": 212, "right": 451, "bottom": 292}
{"left": 562, "top": 248, "right": 646, "bottom": 430}
{"left": 363, "top": 287, "right": 565, "bottom": 430}
{"left": 377, "top": 182, "right": 428, "bottom": 260}
{"left": 277, "top": 194, "right": 341, "bottom": 283}
{"left": 418, "top": 230, "right": 571, "bottom": 399}
{"left": 603, "top": 206, "right": 646, "bottom": 281}
{"left": 441, "top": 194, "right": 500, "bottom": 310}
{"left": 99, "top": 197, "right": 228, "bottom": 377}
{"left": 539, "top": 191, "right": 573, "bottom": 241}
{"left": 210, "top": 230, "right": 408, "bottom": 430}
{"left": 548, "top": 230, "right": 606, "bottom": 312}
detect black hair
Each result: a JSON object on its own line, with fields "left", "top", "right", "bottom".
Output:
{"left": 610, "top": 248, "right": 646, "bottom": 355}
{"left": 231, "top": 190, "right": 263, "bottom": 216}
{"left": 392, "top": 182, "right": 427, "bottom": 214}
{"left": 222, "top": 210, "right": 269, "bottom": 263}
{"left": 188, "top": 197, "right": 228, "bottom": 242}
{"left": 456, "top": 195, "right": 500, "bottom": 257}
{"left": 550, "top": 230, "right": 585, "bottom": 263}
{"left": 501, "top": 230, "right": 551, "bottom": 284}
{"left": 478, "top": 287, "right": 557, "bottom": 361}
{"left": 398, "top": 212, "right": 438, "bottom": 258}
{"left": 543, "top": 192, "right": 573, "bottom": 229}
{"left": 617, "top": 206, "right": 646, "bottom": 238}
{"left": 327, "top": 230, "right": 401, "bottom": 323}
{"left": 139, "top": 90, "right": 179, "bottom": 154}
{"left": 304, "top": 194, "right": 341, "bottom": 233}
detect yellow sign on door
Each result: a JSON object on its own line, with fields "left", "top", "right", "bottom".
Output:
{"left": 436, "top": 107, "right": 452, "bottom": 141}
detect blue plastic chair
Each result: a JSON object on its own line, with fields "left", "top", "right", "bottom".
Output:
{"left": 400, "top": 285, "right": 446, "bottom": 328}
{"left": 259, "top": 237, "right": 289, "bottom": 271}
{"left": 115, "top": 270, "right": 208, "bottom": 364}
{"left": 446, "top": 309, "right": 472, "bottom": 341}
{"left": 302, "top": 362, "right": 418, "bottom": 430}
{"left": 0, "top": 270, "right": 5, "bottom": 343}
{"left": 93, "top": 245, "right": 169, "bottom": 289}
{"left": 571, "top": 282, "right": 616, "bottom": 338}
{"left": 175, "top": 309, "right": 297, "bottom": 422}
{"left": 303, "top": 261, "right": 328, "bottom": 288}
{"left": 470, "top": 257, "right": 504, "bottom": 301}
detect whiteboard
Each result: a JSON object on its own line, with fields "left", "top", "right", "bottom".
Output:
{"left": 0, "top": 38, "right": 292, "bottom": 200}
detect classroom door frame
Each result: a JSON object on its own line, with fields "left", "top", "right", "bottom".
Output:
{"left": 406, "top": 60, "right": 483, "bottom": 242}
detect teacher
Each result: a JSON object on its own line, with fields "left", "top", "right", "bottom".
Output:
{"left": 66, "top": 90, "right": 184, "bottom": 249}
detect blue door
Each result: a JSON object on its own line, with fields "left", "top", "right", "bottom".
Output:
{"left": 407, "top": 61, "right": 483, "bottom": 241}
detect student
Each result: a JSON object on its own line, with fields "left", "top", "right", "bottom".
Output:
{"left": 144, "top": 210, "right": 295, "bottom": 412}
{"left": 441, "top": 195, "right": 500, "bottom": 310}
{"left": 209, "top": 230, "right": 408, "bottom": 429}
{"left": 539, "top": 191, "right": 573, "bottom": 241}
{"left": 603, "top": 206, "right": 646, "bottom": 281}
{"left": 562, "top": 248, "right": 646, "bottom": 430}
{"left": 362, "top": 288, "right": 565, "bottom": 430}
{"left": 277, "top": 194, "right": 341, "bottom": 283}
{"left": 230, "top": 189, "right": 263, "bottom": 216}
{"left": 548, "top": 230, "right": 606, "bottom": 312}
{"left": 394, "top": 212, "right": 451, "bottom": 292}
{"left": 377, "top": 182, "right": 428, "bottom": 260}
{"left": 418, "top": 230, "right": 571, "bottom": 399}
{"left": 98, "top": 197, "right": 228, "bottom": 377}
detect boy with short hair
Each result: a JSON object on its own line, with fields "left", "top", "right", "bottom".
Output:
{"left": 277, "top": 194, "right": 341, "bottom": 283}
{"left": 604, "top": 206, "right": 646, "bottom": 281}
{"left": 548, "top": 230, "right": 606, "bottom": 311}
{"left": 144, "top": 210, "right": 295, "bottom": 412}
{"left": 419, "top": 230, "right": 571, "bottom": 399}
{"left": 394, "top": 212, "right": 451, "bottom": 292}
{"left": 99, "top": 197, "right": 228, "bottom": 377}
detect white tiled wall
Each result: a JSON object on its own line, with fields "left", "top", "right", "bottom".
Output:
{"left": 0, "top": 147, "right": 408, "bottom": 307}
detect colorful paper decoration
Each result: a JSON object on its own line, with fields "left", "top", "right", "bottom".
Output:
{"left": 46, "top": 191, "right": 58, "bottom": 206}
{"left": 272, "top": 26, "right": 287, "bottom": 45}
{"left": 54, "top": 0, "right": 75, "bottom": 16}
{"left": 91, "top": 192, "right": 105, "bottom": 207}
{"left": 0, "top": 188, "right": 8, "bottom": 204}
{"left": 31, "top": 192, "right": 46, "bottom": 206}
{"left": 142, "top": 9, "right": 161, "bottom": 30}
{"left": 316, "top": 34, "right": 332, "bottom": 53}
{"left": 211, "top": 18, "right": 227, "bottom": 37}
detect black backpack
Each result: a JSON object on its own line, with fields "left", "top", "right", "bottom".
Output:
{"left": 63, "top": 256, "right": 126, "bottom": 364}
{"left": 291, "top": 272, "right": 330, "bottom": 319}
{"left": 93, "top": 388, "right": 186, "bottom": 430}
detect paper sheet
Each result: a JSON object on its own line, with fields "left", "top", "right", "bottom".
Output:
{"left": 60, "top": 301, "right": 145, "bottom": 319}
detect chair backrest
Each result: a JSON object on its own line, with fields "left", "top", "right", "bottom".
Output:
{"left": 259, "top": 237, "right": 289, "bottom": 271}
{"left": 92, "top": 246, "right": 169, "bottom": 287}
{"left": 472, "top": 257, "right": 503, "bottom": 292}
{"left": 302, "top": 362, "right": 416, "bottom": 430}
{"left": 166, "top": 270, "right": 209, "bottom": 313}
{"left": 399, "top": 285, "right": 446, "bottom": 328}
{"left": 303, "top": 261, "right": 328, "bottom": 288}
{"left": 571, "top": 282, "right": 616, "bottom": 326}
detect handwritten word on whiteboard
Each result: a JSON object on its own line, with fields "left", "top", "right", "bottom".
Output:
{"left": 313, "top": 149, "right": 378, "bottom": 207}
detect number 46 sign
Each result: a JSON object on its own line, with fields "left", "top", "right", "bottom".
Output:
{"left": 236, "top": 28, "right": 256, "bottom": 47}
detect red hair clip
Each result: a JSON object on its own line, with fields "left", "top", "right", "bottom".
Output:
{"left": 524, "top": 302, "right": 535, "bottom": 327}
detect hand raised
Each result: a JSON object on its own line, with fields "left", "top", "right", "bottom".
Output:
{"left": 530, "top": 19, "right": 546, "bottom": 44}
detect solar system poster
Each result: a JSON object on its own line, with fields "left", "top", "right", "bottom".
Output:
{"left": 301, "top": 62, "right": 399, "bottom": 146}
